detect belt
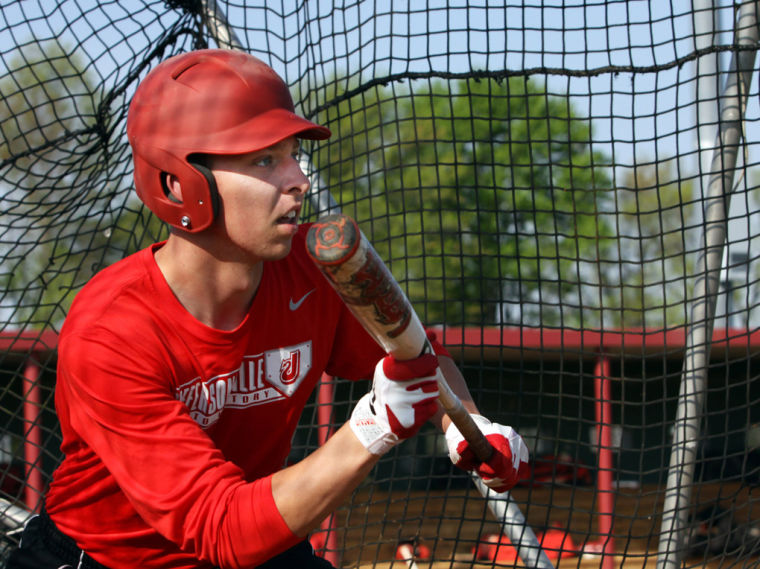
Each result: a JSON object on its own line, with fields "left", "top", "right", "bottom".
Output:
{"left": 38, "top": 507, "right": 110, "bottom": 569}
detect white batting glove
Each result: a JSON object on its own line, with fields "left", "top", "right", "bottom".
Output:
{"left": 350, "top": 353, "right": 441, "bottom": 455}
{"left": 445, "top": 414, "right": 530, "bottom": 492}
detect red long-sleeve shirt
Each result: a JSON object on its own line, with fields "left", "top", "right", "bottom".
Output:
{"left": 46, "top": 225, "right": 385, "bottom": 568}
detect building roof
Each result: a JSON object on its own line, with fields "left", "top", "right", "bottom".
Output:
{"left": 2, "top": 327, "right": 759, "bottom": 363}
{"left": 0, "top": 329, "right": 59, "bottom": 360}
{"left": 435, "top": 326, "right": 760, "bottom": 361}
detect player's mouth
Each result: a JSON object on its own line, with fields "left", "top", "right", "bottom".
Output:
{"left": 276, "top": 210, "right": 300, "bottom": 229}
{"left": 277, "top": 210, "right": 298, "bottom": 224}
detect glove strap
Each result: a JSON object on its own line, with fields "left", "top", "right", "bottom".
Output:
{"left": 349, "top": 393, "right": 399, "bottom": 455}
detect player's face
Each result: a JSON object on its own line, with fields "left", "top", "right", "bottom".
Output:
{"left": 204, "top": 137, "right": 310, "bottom": 263}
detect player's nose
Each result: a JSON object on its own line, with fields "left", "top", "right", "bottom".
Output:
{"left": 284, "top": 156, "right": 310, "bottom": 196}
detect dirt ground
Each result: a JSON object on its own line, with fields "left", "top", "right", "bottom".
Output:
{"left": 331, "top": 482, "right": 760, "bottom": 569}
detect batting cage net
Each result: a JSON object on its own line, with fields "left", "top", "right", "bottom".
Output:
{"left": 2, "top": 1, "right": 760, "bottom": 568}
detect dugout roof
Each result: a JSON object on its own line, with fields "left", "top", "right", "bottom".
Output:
{"left": 2, "top": 327, "right": 759, "bottom": 363}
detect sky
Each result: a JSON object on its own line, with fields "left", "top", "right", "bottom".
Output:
{"left": 1, "top": 1, "right": 746, "bottom": 166}
{"left": 4, "top": 0, "right": 747, "bottom": 171}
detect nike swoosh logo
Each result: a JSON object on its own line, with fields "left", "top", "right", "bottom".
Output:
{"left": 289, "top": 289, "right": 315, "bottom": 311}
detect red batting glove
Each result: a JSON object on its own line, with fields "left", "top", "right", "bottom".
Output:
{"left": 350, "top": 354, "right": 441, "bottom": 455}
{"left": 445, "top": 414, "right": 530, "bottom": 493}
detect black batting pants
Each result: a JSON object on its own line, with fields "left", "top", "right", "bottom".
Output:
{"left": 7, "top": 508, "right": 335, "bottom": 569}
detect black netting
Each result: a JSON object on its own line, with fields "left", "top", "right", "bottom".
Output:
{"left": 2, "top": 2, "right": 760, "bottom": 568}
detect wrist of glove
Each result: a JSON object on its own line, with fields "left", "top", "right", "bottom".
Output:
{"left": 350, "top": 353, "right": 441, "bottom": 455}
{"left": 445, "top": 414, "right": 530, "bottom": 493}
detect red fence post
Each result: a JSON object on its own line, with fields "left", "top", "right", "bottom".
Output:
{"left": 316, "top": 373, "right": 340, "bottom": 566}
{"left": 23, "top": 358, "right": 43, "bottom": 514}
{"left": 594, "top": 355, "right": 615, "bottom": 569}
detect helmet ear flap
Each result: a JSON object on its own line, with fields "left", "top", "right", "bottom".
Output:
{"left": 133, "top": 148, "right": 218, "bottom": 232}
{"left": 187, "top": 158, "right": 220, "bottom": 225}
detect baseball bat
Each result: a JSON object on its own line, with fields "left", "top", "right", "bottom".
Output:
{"left": 305, "top": 213, "right": 493, "bottom": 463}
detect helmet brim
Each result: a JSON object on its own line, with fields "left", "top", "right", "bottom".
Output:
{"left": 173, "top": 107, "right": 331, "bottom": 159}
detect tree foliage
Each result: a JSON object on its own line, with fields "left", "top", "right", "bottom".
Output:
{"left": 0, "top": 39, "right": 163, "bottom": 329}
{"left": 604, "top": 160, "right": 697, "bottom": 329}
{"left": 1, "top": 43, "right": 696, "bottom": 332}
{"left": 313, "top": 77, "right": 614, "bottom": 326}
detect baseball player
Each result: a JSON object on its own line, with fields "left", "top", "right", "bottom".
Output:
{"left": 7, "top": 49, "right": 529, "bottom": 569}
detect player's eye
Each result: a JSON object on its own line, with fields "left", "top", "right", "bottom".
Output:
{"left": 252, "top": 155, "right": 273, "bottom": 167}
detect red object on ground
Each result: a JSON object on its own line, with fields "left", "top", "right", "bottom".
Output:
{"left": 395, "top": 542, "right": 432, "bottom": 560}
{"left": 473, "top": 525, "right": 579, "bottom": 562}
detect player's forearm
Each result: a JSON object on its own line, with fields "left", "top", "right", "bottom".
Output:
{"left": 270, "top": 422, "right": 379, "bottom": 537}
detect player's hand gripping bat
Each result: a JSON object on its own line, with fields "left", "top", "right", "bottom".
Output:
{"left": 305, "top": 213, "right": 493, "bottom": 463}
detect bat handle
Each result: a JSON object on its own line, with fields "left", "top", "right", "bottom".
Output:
{"left": 437, "top": 378, "right": 494, "bottom": 463}
{"left": 421, "top": 341, "right": 495, "bottom": 463}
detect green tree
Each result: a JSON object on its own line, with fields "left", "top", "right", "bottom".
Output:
{"left": 603, "top": 160, "right": 697, "bottom": 329}
{"left": 0, "top": 39, "right": 163, "bottom": 329}
{"left": 313, "top": 77, "right": 613, "bottom": 326}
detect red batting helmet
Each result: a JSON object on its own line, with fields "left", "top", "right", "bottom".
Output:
{"left": 126, "top": 49, "right": 331, "bottom": 232}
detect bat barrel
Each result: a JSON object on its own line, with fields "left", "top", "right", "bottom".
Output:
{"left": 306, "top": 214, "right": 427, "bottom": 359}
{"left": 305, "top": 213, "right": 361, "bottom": 266}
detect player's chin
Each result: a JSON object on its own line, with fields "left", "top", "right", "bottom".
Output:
{"left": 264, "top": 233, "right": 296, "bottom": 259}
{"left": 251, "top": 217, "right": 301, "bottom": 261}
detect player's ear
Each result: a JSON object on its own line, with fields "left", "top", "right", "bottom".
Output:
{"left": 163, "top": 172, "right": 183, "bottom": 204}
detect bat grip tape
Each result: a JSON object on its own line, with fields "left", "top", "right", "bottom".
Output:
{"left": 436, "top": 375, "right": 494, "bottom": 463}
{"left": 418, "top": 339, "right": 494, "bottom": 463}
